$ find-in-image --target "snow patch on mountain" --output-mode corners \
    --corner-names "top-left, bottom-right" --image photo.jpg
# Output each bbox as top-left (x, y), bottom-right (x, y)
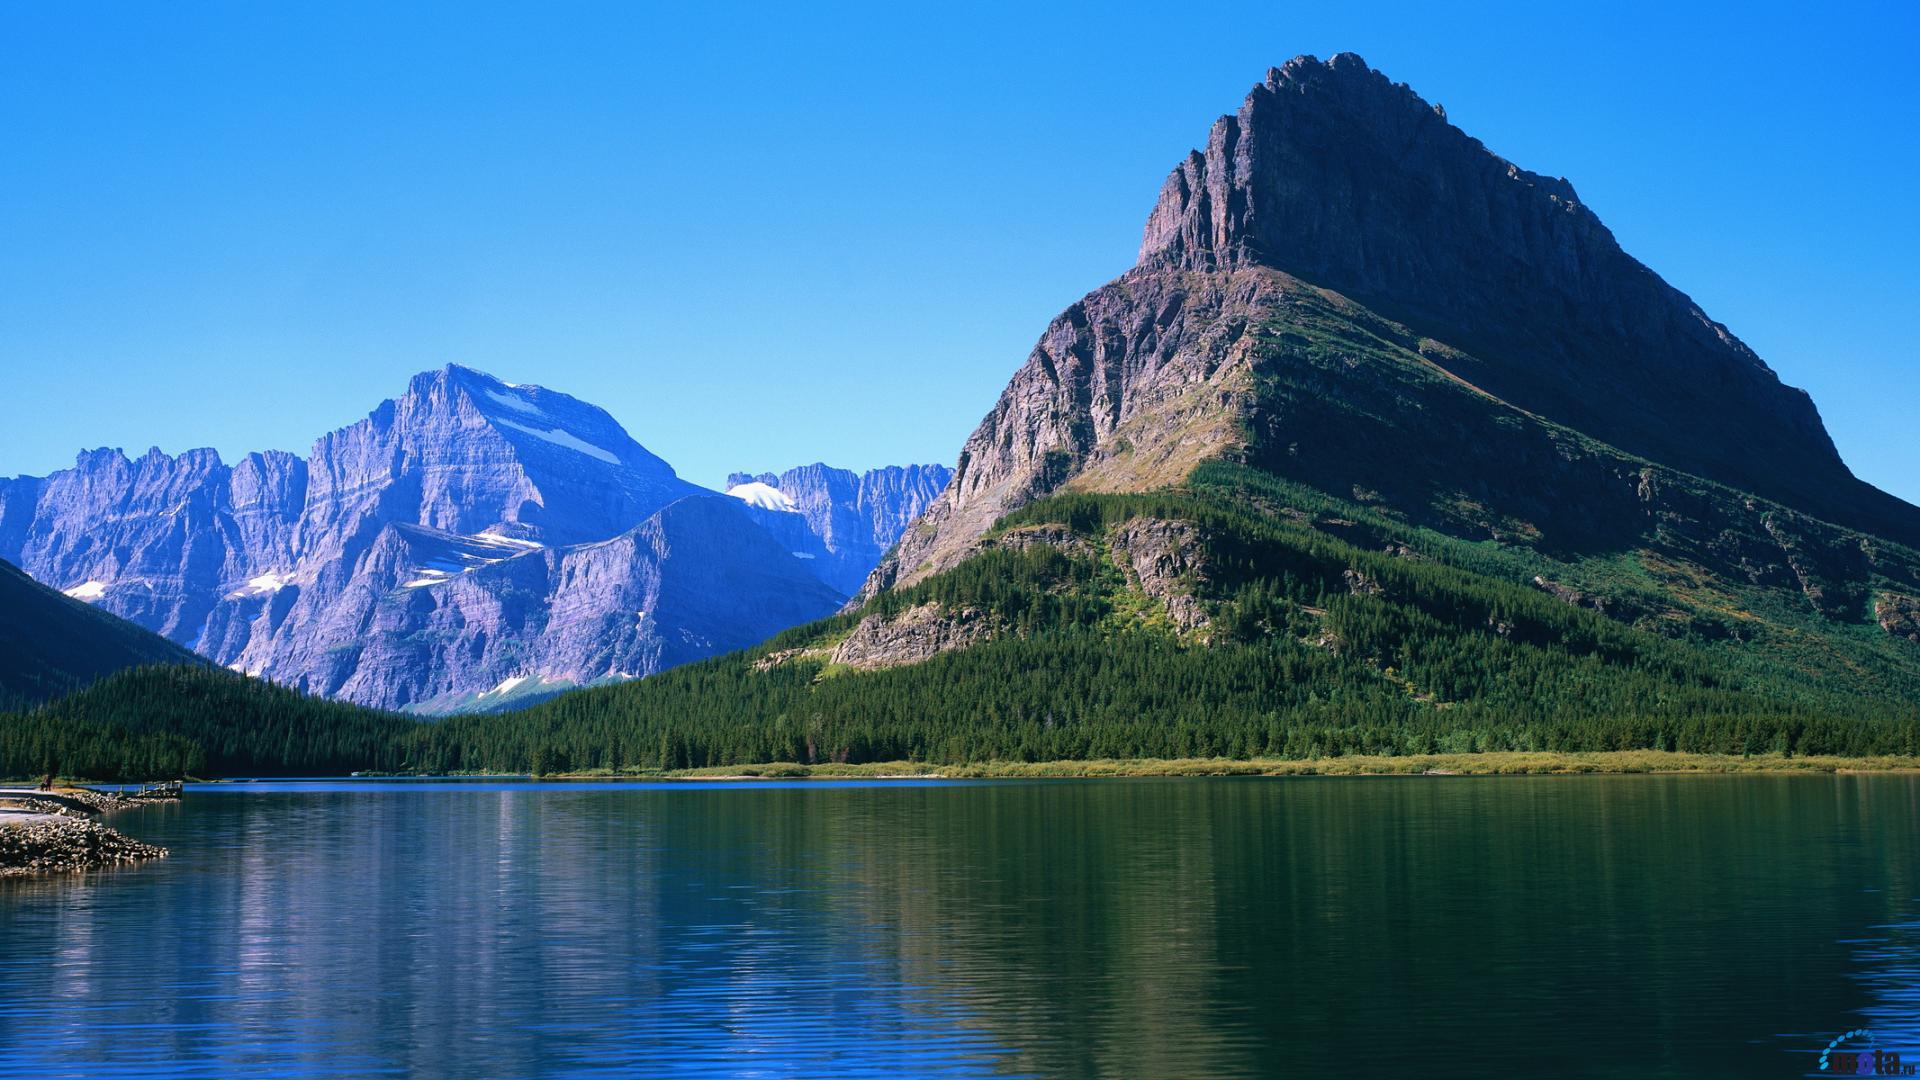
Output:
top-left (470, 532), bottom-right (545, 550)
top-left (63, 580), bottom-right (107, 601)
top-left (403, 569), bottom-right (453, 589)
top-left (398, 529), bottom-right (545, 590)
top-left (726, 481), bottom-right (799, 513)
top-left (226, 571), bottom-right (293, 599)
top-left (494, 417), bottom-right (621, 464)
top-left (481, 675), bottom-right (529, 697)
top-left (480, 388), bottom-right (545, 416)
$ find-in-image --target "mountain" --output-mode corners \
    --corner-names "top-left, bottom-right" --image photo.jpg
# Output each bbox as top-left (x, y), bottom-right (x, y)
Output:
top-left (874, 54), bottom-right (1920, 596)
top-left (0, 556), bottom-right (201, 708)
top-left (723, 463), bottom-right (953, 595)
top-left (1131, 56), bottom-right (1912, 540)
top-left (388, 54), bottom-right (1918, 774)
top-left (0, 366), bottom-right (916, 713)
top-left (301, 365), bottom-right (703, 553)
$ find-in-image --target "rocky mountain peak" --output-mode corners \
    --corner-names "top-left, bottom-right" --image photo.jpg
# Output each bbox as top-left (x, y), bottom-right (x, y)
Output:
top-left (868, 56), bottom-right (1920, 600)
top-left (1127, 54), bottom-right (1912, 539)
top-left (1138, 53), bottom-right (1585, 274)
top-left (299, 365), bottom-right (703, 552)
top-left (398, 364), bottom-right (660, 468)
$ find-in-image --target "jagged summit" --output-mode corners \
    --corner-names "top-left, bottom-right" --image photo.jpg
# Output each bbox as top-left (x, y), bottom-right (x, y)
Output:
top-left (1132, 54), bottom-right (1912, 541)
top-left (1138, 53), bottom-right (1585, 272)
top-left (870, 57), bottom-right (1920, 599)
top-left (401, 364), bottom-right (680, 474)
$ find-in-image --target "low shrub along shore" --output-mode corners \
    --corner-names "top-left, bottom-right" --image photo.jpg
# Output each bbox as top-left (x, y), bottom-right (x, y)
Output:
top-left (610, 750), bottom-right (1920, 780)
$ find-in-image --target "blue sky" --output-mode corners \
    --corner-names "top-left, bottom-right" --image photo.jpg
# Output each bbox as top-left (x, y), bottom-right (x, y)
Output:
top-left (1, 1), bottom-right (1914, 501)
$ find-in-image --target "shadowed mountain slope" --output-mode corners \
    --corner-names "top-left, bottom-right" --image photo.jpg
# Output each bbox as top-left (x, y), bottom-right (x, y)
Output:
top-left (0, 557), bottom-right (202, 708)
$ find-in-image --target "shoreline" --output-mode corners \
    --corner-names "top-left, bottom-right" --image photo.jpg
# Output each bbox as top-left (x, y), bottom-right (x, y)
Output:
top-left (15, 751), bottom-right (1920, 786)
top-left (634, 750), bottom-right (1920, 780)
top-left (0, 788), bottom-right (171, 878)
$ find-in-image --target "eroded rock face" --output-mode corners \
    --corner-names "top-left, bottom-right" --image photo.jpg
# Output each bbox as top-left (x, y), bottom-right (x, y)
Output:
top-left (988, 523), bottom-right (1095, 560)
top-left (867, 269), bottom-right (1279, 595)
top-left (4, 447), bottom-right (303, 644)
top-left (298, 365), bottom-right (703, 561)
top-left (828, 603), bottom-right (994, 671)
top-left (1531, 576), bottom-right (1617, 618)
top-left (1342, 569), bottom-right (1383, 598)
top-left (1108, 518), bottom-right (1212, 632)
top-left (225, 495), bottom-right (844, 712)
top-left (1878, 594), bottom-right (1920, 643)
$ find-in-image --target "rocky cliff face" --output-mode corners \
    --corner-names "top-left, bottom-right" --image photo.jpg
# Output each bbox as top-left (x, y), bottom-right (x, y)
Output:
top-left (827, 602), bottom-right (994, 671)
top-left (222, 495), bottom-right (844, 713)
top-left (871, 54), bottom-right (1920, 602)
top-left (1879, 594), bottom-right (1920, 644)
top-left (297, 365), bottom-right (703, 569)
top-left (867, 268), bottom-right (1275, 593)
top-left (726, 463), bottom-right (951, 595)
top-left (0, 366), bottom-right (869, 712)
top-left (5, 446), bottom-right (295, 644)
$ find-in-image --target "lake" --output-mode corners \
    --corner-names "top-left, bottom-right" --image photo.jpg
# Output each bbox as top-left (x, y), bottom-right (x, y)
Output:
top-left (1, 774), bottom-right (1916, 1077)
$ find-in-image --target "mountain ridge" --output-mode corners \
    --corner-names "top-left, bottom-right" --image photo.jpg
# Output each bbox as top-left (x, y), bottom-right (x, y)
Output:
top-left (725, 463), bottom-right (954, 595)
top-left (0, 366), bottom-right (949, 712)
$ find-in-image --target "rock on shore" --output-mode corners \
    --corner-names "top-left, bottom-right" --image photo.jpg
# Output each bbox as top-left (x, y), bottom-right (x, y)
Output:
top-left (0, 817), bottom-right (167, 877)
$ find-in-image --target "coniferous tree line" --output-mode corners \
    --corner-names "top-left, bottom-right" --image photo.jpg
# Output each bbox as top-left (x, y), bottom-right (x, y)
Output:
top-left (3, 469), bottom-right (1918, 779)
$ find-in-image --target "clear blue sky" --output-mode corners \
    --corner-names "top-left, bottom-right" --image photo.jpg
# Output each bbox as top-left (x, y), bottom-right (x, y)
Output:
top-left (1, 1), bottom-right (1914, 501)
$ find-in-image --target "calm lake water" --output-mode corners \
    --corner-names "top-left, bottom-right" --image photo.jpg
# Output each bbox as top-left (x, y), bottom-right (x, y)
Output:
top-left (1, 775), bottom-right (1917, 1078)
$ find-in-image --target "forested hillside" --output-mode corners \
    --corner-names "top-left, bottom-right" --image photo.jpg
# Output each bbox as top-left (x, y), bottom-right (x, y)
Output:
top-left (394, 465), bottom-right (1918, 775)
top-left (0, 665), bottom-right (413, 779)
top-left (14, 459), bottom-right (1914, 780)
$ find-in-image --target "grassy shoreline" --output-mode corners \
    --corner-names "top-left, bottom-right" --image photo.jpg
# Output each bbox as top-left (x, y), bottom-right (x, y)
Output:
top-left (16, 750), bottom-right (1920, 785)
top-left (649, 750), bottom-right (1920, 779)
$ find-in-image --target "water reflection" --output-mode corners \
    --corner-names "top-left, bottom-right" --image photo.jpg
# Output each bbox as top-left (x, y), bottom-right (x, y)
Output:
top-left (0, 775), bottom-right (1916, 1077)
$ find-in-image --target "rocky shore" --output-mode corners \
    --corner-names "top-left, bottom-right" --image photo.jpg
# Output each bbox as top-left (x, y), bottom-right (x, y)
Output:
top-left (0, 815), bottom-right (167, 877)
top-left (0, 785), bottom-right (175, 877)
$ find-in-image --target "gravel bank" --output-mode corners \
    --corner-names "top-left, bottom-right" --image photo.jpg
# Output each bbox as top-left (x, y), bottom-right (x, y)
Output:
top-left (0, 817), bottom-right (168, 877)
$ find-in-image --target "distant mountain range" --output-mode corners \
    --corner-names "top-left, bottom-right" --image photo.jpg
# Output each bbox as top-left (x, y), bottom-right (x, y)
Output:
top-left (0, 364), bottom-right (949, 712)
top-left (726, 463), bottom-right (954, 596)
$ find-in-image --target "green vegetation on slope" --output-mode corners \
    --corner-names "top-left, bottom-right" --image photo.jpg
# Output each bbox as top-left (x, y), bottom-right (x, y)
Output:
top-left (0, 664), bottom-right (415, 779)
top-left (389, 478), bottom-right (1910, 776)
top-left (1217, 287), bottom-right (1920, 696)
